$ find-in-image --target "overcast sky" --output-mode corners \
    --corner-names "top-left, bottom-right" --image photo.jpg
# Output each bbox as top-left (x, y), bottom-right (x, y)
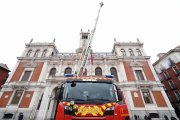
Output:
top-left (0, 0), bottom-right (180, 70)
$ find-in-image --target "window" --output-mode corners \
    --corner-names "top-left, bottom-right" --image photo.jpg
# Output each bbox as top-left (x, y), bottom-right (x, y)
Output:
top-left (34, 50), bottom-right (40, 57)
top-left (110, 67), bottom-right (118, 82)
top-left (163, 71), bottom-right (170, 79)
top-left (149, 113), bottom-right (159, 118)
top-left (79, 68), bottom-right (87, 76)
top-left (121, 49), bottom-right (126, 56)
top-left (11, 90), bottom-right (23, 105)
top-left (42, 49), bottom-right (47, 57)
top-left (82, 35), bottom-right (88, 39)
top-left (172, 65), bottom-right (179, 75)
top-left (3, 113), bottom-right (13, 119)
top-left (168, 58), bottom-right (175, 66)
top-left (21, 71), bottom-right (32, 81)
top-left (49, 68), bottom-right (56, 77)
top-left (64, 67), bottom-right (72, 75)
top-left (95, 67), bottom-right (102, 76)
top-left (51, 52), bottom-right (54, 56)
top-left (136, 49), bottom-right (142, 56)
top-left (129, 49), bottom-right (134, 56)
top-left (135, 70), bottom-right (145, 80)
top-left (37, 94), bottom-right (43, 110)
top-left (83, 68), bottom-right (87, 76)
top-left (168, 80), bottom-right (176, 89)
top-left (174, 90), bottom-right (180, 101)
top-left (142, 89), bottom-right (153, 104)
top-left (26, 50), bottom-right (32, 57)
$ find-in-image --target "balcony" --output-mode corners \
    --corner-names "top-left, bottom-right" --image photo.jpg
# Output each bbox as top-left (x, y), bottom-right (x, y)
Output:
top-left (4, 81), bottom-right (46, 89)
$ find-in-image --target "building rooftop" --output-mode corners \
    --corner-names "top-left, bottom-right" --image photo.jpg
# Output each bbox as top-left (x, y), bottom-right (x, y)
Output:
top-left (0, 63), bottom-right (10, 72)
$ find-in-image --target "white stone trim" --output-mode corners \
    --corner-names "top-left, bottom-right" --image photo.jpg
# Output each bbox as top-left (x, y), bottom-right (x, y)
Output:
top-left (7, 90), bottom-right (25, 107)
top-left (19, 68), bottom-right (34, 82)
top-left (120, 62), bottom-right (128, 82)
top-left (132, 67), bottom-right (147, 81)
top-left (38, 62), bottom-right (47, 82)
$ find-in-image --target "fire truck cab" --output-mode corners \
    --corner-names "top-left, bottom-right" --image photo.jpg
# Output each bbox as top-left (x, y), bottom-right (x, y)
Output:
top-left (55, 75), bottom-right (129, 120)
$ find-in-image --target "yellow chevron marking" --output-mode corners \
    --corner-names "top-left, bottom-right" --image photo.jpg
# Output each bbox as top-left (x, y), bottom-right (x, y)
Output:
top-left (102, 105), bottom-right (106, 110)
top-left (107, 103), bottom-right (112, 107)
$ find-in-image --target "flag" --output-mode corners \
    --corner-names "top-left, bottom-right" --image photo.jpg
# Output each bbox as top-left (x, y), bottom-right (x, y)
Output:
top-left (90, 50), bottom-right (94, 65)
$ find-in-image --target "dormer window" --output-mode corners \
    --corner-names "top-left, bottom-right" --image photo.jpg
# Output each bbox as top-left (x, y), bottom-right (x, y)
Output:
top-left (42, 49), bottom-right (47, 57)
top-left (34, 50), bottom-right (40, 57)
top-left (136, 49), bottom-right (142, 56)
top-left (26, 50), bottom-right (32, 57)
top-left (172, 65), bottom-right (179, 74)
top-left (121, 49), bottom-right (126, 56)
top-left (82, 35), bottom-right (88, 39)
top-left (129, 49), bottom-right (134, 56)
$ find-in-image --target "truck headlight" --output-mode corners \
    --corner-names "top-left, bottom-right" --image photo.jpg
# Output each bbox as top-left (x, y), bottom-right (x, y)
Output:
top-left (104, 106), bottom-right (114, 116)
top-left (64, 106), bottom-right (72, 111)
top-left (64, 106), bottom-right (73, 115)
top-left (106, 106), bottom-right (114, 111)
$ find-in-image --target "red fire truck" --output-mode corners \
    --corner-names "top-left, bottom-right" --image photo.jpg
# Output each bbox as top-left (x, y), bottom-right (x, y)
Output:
top-left (55, 75), bottom-right (129, 120)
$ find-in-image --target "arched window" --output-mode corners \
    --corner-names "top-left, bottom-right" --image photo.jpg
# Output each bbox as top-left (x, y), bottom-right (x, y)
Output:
top-left (26, 50), bottom-right (32, 57)
top-left (136, 49), bottom-right (142, 56)
top-left (51, 52), bottom-right (54, 56)
top-left (64, 67), bottom-right (72, 75)
top-left (110, 67), bottom-right (118, 82)
top-left (49, 68), bottom-right (56, 77)
top-left (95, 67), bottom-right (102, 76)
top-left (129, 49), bottom-right (134, 56)
top-left (42, 49), bottom-right (47, 57)
top-left (79, 68), bottom-right (87, 76)
top-left (34, 49), bottom-right (40, 57)
top-left (121, 49), bottom-right (126, 56)
top-left (83, 68), bottom-right (87, 76)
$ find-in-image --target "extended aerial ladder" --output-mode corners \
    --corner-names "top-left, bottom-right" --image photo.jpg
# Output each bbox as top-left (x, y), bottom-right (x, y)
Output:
top-left (76, 2), bottom-right (104, 76)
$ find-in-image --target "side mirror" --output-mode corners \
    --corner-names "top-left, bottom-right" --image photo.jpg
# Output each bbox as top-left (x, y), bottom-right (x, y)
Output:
top-left (55, 88), bottom-right (63, 101)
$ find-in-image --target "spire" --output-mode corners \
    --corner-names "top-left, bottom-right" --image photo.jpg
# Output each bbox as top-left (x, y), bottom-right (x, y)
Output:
top-left (137, 38), bottom-right (140, 43)
top-left (114, 38), bottom-right (116, 42)
top-left (30, 38), bottom-right (33, 43)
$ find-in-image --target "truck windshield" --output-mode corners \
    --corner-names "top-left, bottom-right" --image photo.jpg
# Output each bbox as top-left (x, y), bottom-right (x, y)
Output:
top-left (62, 82), bottom-right (116, 104)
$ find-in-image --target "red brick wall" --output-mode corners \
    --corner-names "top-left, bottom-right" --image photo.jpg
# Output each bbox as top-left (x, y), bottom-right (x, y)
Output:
top-left (0, 91), bottom-right (13, 107)
top-left (19, 91), bottom-right (34, 108)
top-left (11, 62), bottom-right (25, 82)
top-left (30, 62), bottom-right (44, 81)
top-left (159, 62), bottom-right (180, 103)
top-left (11, 62), bottom-right (44, 82)
top-left (0, 68), bottom-right (9, 86)
top-left (131, 91), bottom-right (145, 107)
top-left (152, 91), bottom-right (167, 107)
top-left (142, 61), bottom-right (155, 81)
top-left (123, 61), bottom-right (135, 81)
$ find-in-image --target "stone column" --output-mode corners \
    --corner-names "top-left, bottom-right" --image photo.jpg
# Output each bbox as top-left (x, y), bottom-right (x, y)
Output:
top-left (46, 97), bottom-right (55, 119)
top-left (36, 84), bottom-right (51, 120)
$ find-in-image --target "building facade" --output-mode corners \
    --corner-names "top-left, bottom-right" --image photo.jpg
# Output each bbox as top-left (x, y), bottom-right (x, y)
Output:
top-left (0, 30), bottom-right (178, 120)
top-left (153, 46), bottom-right (180, 118)
top-left (0, 63), bottom-right (10, 89)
